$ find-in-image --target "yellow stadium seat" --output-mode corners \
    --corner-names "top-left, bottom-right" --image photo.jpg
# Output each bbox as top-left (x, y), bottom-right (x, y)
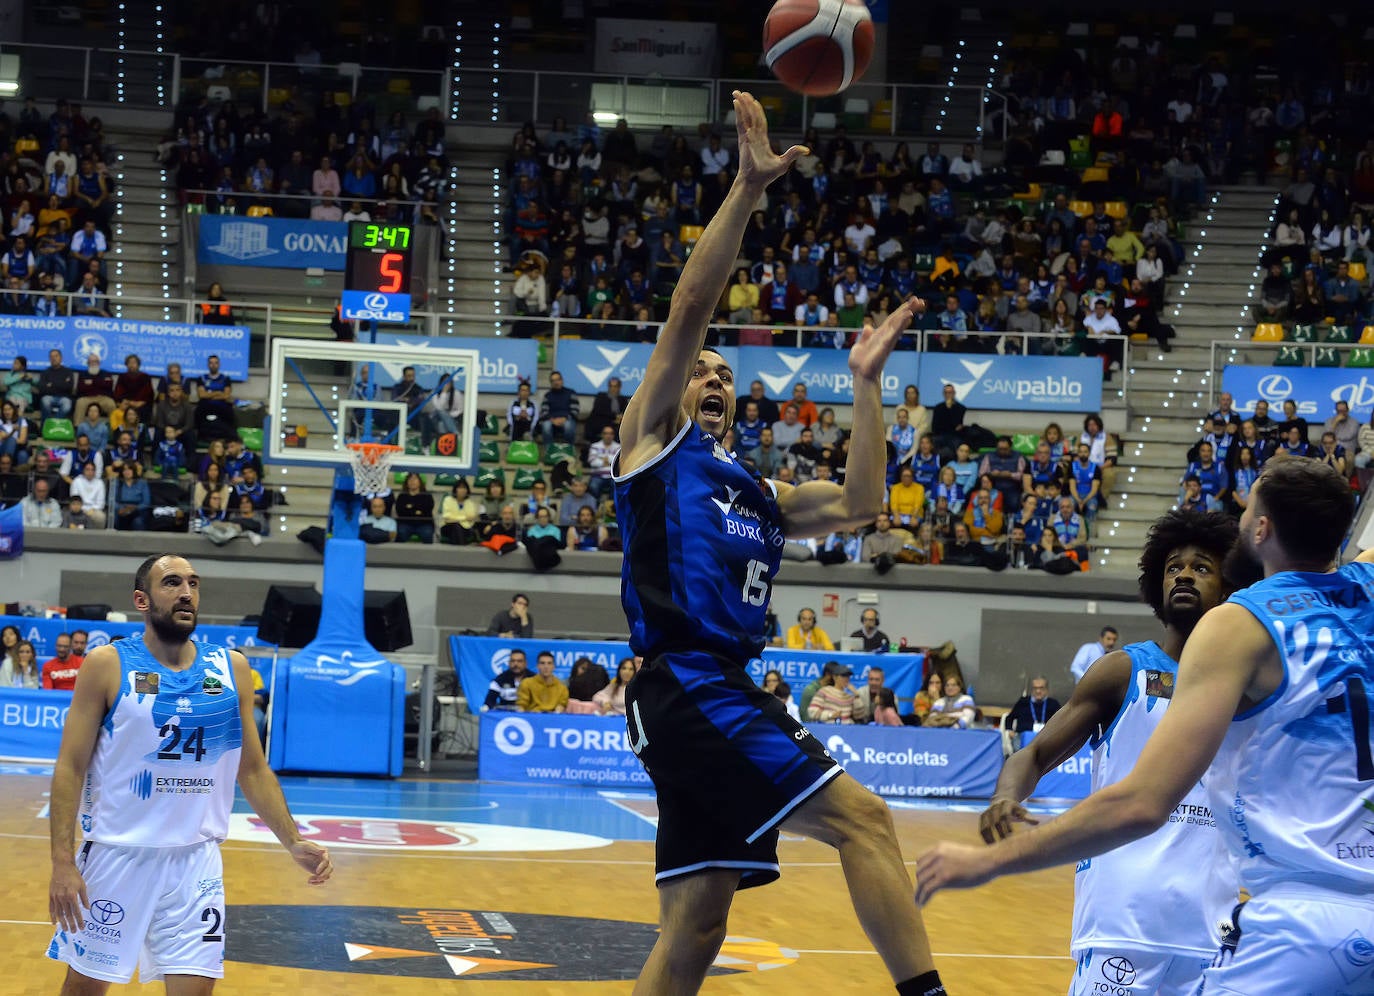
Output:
top-left (1012, 182), bottom-right (1043, 201)
top-left (1104, 201), bottom-right (1128, 219)
top-left (1252, 323), bottom-right (1285, 343)
top-left (1361, 325), bottom-right (1374, 345)
top-left (1069, 200), bottom-right (1094, 218)
top-left (387, 78), bottom-right (412, 95)
top-left (1080, 167), bottom-right (1110, 183)
top-left (246, 205), bottom-right (274, 217)
top-left (678, 225), bottom-right (704, 244)
top-left (1349, 261), bottom-right (1368, 282)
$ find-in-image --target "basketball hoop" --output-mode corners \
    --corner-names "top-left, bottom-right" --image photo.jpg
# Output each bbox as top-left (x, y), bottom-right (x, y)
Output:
top-left (346, 442), bottom-right (402, 494)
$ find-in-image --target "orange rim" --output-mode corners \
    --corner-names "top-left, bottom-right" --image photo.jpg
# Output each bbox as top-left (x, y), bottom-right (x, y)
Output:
top-left (346, 442), bottom-right (404, 466)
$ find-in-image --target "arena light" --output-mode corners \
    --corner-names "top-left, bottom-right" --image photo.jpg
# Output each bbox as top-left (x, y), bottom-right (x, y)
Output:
top-left (0, 54), bottom-right (19, 96)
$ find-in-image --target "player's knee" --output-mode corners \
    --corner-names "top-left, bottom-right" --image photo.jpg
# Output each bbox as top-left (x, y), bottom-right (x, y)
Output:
top-left (663, 911), bottom-right (729, 968)
top-left (834, 785), bottom-right (896, 847)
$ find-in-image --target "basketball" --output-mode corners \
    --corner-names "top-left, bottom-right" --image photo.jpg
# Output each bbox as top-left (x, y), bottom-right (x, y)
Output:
top-left (763, 0), bottom-right (874, 97)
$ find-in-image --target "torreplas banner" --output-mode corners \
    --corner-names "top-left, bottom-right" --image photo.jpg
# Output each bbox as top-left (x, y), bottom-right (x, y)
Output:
top-left (919, 353), bottom-right (1103, 412)
top-left (1222, 365), bottom-right (1374, 421)
top-left (0, 315), bottom-right (249, 379)
top-left (198, 215), bottom-right (346, 270)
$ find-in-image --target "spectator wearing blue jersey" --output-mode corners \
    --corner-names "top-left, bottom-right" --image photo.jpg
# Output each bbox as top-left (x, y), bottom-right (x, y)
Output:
top-left (1230, 446), bottom-right (1260, 515)
top-left (947, 441), bottom-right (979, 495)
top-left (1068, 443), bottom-right (1102, 520)
top-left (1181, 441), bottom-right (1229, 509)
top-left (888, 408), bottom-right (917, 464)
top-left (1022, 442), bottom-right (1066, 494)
top-left (1051, 496), bottom-right (1089, 558)
top-left (1315, 431), bottom-right (1348, 478)
top-left (1275, 424), bottom-right (1313, 459)
top-left (931, 464), bottom-right (966, 515)
top-left (909, 434), bottom-right (941, 489)
top-left (1178, 474), bottom-right (1212, 513)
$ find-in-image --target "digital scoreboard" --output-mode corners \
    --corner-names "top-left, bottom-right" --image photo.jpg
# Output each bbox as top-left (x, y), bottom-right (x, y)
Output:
top-left (342, 221), bottom-right (414, 322)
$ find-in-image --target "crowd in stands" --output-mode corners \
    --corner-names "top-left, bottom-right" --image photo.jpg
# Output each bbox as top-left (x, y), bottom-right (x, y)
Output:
top-left (165, 92), bottom-right (451, 234)
top-left (0, 625), bottom-right (90, 690)
top-left (1179, 390), bottom-right (1372, 516)
top-left (1, 350), bottom-right (273, 542)
top-left (0, 97), bottom-right (118, 317)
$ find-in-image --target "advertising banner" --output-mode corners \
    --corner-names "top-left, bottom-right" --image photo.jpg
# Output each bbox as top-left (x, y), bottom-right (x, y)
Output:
top-left (1222, 365), bottom-right (1374, 421)
top-left (593, 18), bottom-right (717, 77)
top-left (198, 215), bottom-right (346, 270)
top-left (1020, 731), bottom-right (1092, 800)
top-left (372, 333), bottom-right (538, 394)
top-left (0, 687), bottom-right (71, 761)
top-left (451, 636), bottom-right (926, 711)
top-left (341, 290), bottom-right (411, 324)
top-left (557, 342), bottom-right (737, 396)
top-left (0, 315), bottom-right (249, 379)
top-left (820, 726), bottom-right (1003, 800)
top-left (919, 353), bottom-right (1103, 412)
top-left (0, 616), bottom-right (269, 661)
top-left (478, 711), bottom-right (653, 788)
top-left (737, 346), bottom-right (918, 405)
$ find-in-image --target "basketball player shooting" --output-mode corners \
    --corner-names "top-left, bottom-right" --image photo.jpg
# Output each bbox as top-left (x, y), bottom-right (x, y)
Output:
top-left (47, 554), bottom-right (331, 992)
top-left (612, 91), bottom-right (943, 996)
top-left (919, 459), bottom-right (1374, 992)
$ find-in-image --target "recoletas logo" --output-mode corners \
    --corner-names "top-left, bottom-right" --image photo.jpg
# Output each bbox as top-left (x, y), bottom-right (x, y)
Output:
top-left (226, 905), bottom-right (798, 980)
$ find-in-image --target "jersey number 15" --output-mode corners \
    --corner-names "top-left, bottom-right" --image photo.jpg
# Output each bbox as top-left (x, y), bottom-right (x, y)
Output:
top-left (742, 559), bottom-right (769, 607)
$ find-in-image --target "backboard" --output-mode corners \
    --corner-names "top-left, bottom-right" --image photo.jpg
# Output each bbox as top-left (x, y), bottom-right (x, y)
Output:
top-left (267, 337), bottom-right (480, 475)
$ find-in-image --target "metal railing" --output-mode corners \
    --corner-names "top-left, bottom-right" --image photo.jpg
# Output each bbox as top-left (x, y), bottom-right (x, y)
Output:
top-left (0, 41), bottom-right (1008, 143)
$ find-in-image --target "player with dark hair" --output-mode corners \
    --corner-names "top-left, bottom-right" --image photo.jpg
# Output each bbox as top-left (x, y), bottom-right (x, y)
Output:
top-left (47, 553), bottom-right (332, 990)
top-left (614, 92), bottom-right (941, 996)
top-left (920, 459), bottom-right (1374, 992)
top-left (979, 508), bottom-right (1239, 994)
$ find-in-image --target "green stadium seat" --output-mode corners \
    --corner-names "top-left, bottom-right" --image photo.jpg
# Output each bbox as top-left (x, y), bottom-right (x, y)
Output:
top-left (1011, 433), bottom-right (1039, 456)
top-left (1348, 348), bottom-right (1374, 368)
top-left (1326, 325), bottom-right (1355, 344)
top-left (237, 426), bottom-right (263, 451)
top-left (42, 418), bottom-right (75, 442)
top-left (404, 435), bottom-right (428, 456)
top-left (1315, 347), bottom-right (1342, 367)
top-left (480, 413), bottom-right (501, 436)
top-left (1274, 345), bottom-right (1306, 366)
top-left (544, 441), bottom-right (577, 465)
top-left (433, 472), bottom-right (461, 487)
top-left (479, 440), bottom-right (500, 463)
top-left (393, 471), bottom-right (408, 485)
top-left (1289, 324), bottom-right (1317, 344)
top-left (474, 467), bottom-right (505, 490)
top-left (506, 440), bottom-right (540, 465)
top-left (512, 467), bottom-right (544, 490)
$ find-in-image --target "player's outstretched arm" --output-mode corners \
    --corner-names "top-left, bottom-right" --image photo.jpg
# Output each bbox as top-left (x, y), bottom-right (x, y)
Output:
top-left (231, 653), bottom-right (332, 885)
top-left (777, 298), bottom-right (925, 537)
top-left (619, 91), bottom-right (805, 476)
top-left (979, 651), bottom-right (1130, 842)
top-left (48, 647), bottom-right (119, 933)
top-left (917, 604), bottom-right (1262, 906)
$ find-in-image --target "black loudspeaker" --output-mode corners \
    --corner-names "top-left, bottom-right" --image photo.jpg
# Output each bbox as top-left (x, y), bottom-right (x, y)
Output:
top-left (363, 590), bottom-right (412, 652)
top-left (256, 586), bottom-right (322, 647)
top-left (66, 603), bottom-right (113, 620)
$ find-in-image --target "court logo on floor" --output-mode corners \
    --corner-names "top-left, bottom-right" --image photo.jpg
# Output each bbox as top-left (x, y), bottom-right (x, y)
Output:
top-left (227, 905), bottom-right (798, 980)
top-left (226, 813), bottom-right (610, 851)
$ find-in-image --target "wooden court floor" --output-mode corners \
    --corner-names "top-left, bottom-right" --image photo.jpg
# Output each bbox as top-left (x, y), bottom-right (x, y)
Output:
top-left (0, 770), bottom-right (1075, 994)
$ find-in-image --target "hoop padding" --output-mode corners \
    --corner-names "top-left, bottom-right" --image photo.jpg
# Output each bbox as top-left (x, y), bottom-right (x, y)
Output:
top-left (347, 443), bottom-right (402, 495)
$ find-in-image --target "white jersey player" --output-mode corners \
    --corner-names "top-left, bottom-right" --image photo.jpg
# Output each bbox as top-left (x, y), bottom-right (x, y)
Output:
top-left (47, 554), bottom-right (331, 991)
top-left (922, 459), bottom-right (1374, 994)
top-left (980, 509), bottom-right (1239, 994)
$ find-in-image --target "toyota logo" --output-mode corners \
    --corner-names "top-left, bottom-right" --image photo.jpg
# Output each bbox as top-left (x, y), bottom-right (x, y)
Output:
top-left (493, 716), bottom-right (535, 756)
top-left (1256, 374), bottom-right (1294, 399)
top-left (364, 292), bottom-right (389, 311)
top-left (89, 899), bottom-right (125, 926)
top-left (1101, 955), bottom-right (1137, 986)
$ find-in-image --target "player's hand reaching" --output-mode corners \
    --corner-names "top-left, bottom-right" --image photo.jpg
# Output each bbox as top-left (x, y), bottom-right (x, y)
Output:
top-left (50, 861), bottom-right (90, 933)
top-left (733, 90), bottom-right (806, 192)
top-left (849, 296), bottom-right (926, 382)
top-left (915, 841), bottom-right (998, 906)
top-left (979, 797), bottom-right (1040, 843)
top-left (290, 839), bottom-right (334, 885)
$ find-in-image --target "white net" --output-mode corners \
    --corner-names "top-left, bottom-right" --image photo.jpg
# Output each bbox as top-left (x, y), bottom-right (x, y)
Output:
top-left (346, 444), bottom-right (401, 495)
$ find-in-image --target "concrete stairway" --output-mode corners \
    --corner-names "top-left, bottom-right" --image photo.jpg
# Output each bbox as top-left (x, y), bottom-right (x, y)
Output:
top-left (1097, 186), bottom-right (1280, 572)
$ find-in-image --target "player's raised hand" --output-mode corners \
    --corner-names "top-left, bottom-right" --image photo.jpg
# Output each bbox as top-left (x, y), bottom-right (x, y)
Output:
top-left (915, 841), bottom-right (997, 906)
top-left (733, 90), bottom-right (806, 190)
top-left (291, 839), bottom-right (334, 885)
top-left (849, 295), bottom-right (926, 382)
top-left (50, 862), bottom-right (89, 933)
top-left (979, 797), bottom-right (1041, 844)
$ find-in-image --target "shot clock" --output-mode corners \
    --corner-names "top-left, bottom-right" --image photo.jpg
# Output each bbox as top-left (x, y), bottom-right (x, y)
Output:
top-left (342, 221), bottom-right (414, 322)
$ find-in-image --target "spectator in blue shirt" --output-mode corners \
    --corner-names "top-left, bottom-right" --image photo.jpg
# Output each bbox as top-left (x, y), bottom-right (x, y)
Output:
top-left (1068, 442), bottom-right (1102, 519)
top-left (112, 462), bottom-right (150, 531)
top-left (937, 294), bottom-right (969, 332)
top-left (1181, 441), bottom-right (1229, 508)
top-left (1323, 260), bottom-right (1362, 323)
top-left (155, 426), bottom-right (184, 480)
top-left (1276, 424), bottom-right (1313, 459)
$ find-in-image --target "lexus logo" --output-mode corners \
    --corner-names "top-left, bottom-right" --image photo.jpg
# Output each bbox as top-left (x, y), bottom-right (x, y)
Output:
top-left (89, 899), bottom-right (125, 926)
top-left (364, 292), bottom-right (389, 311)
top-left (1101, 955), bottom-right (1136, 985)
top-left (1256, 373), bottom-right (1294, 399)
